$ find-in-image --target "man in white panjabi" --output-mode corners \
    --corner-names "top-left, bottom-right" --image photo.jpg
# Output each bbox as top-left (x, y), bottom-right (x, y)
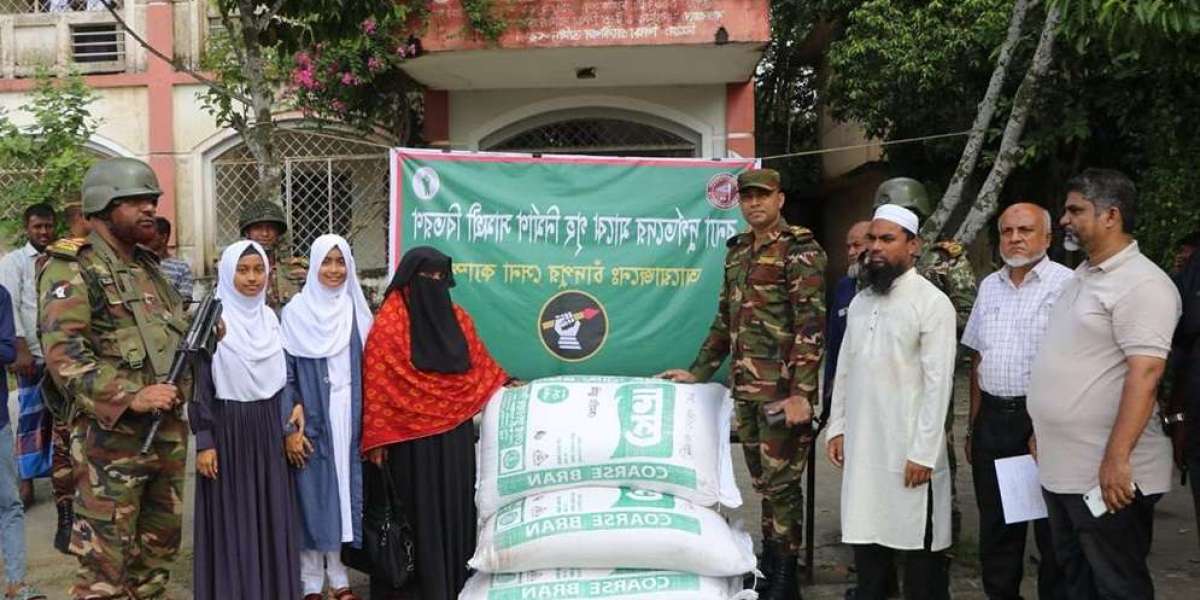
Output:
top-left (824, 204), bottom-right (957, 600)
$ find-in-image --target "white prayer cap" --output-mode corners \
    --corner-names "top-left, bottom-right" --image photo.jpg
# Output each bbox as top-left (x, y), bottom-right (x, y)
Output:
top-left (873, 203), bottom-right (920, 235)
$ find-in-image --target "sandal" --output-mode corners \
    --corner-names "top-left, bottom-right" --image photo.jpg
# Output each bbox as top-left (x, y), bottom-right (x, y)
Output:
top-left (6, 585), bottom-right (46, 600)
top-left (330, 588), bottom-right (361, 600)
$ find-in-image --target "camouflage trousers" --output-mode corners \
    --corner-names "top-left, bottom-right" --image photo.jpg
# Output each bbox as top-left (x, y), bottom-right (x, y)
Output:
top-left (69, 416), bottom-right (187, 600)
top-left (53, 416), bottom-right (74, 506)
top-left (734, 399), bottom-right (812, 554)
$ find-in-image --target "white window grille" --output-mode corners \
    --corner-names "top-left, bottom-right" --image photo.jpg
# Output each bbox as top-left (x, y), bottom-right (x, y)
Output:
top-left (482, 108), bottom-right (701, 157)
top-left (210, 128), bottom-right (389, 275)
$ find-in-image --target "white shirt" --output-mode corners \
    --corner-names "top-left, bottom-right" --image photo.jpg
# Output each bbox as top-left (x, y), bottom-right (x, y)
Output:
top-left (961, 257), bottom-right (1073, 396)
top-left (0, 242), bottom-right (43, 358)
top-left (825, 268), bottom-right (958, 551)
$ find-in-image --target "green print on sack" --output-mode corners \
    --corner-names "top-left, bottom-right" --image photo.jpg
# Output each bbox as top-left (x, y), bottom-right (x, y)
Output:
top-left (494, 509), bottom-right (702, 549)
top-left (612, 487), bottom-right (675, 509)
top-left (611, 384), bottom-right (675, 459)
top-left (496, 389), bottom-right (531, 475)
top-left (537, 385), bottom-right (570, 404)
top-left (486, 572), bottom-right (702, 600)
top-left (496, 463), bottom-right (698, 495)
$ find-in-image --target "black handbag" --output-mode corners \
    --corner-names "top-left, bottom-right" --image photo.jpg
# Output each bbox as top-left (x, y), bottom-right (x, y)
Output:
top-left (341, 463), bottom-right (416, 589)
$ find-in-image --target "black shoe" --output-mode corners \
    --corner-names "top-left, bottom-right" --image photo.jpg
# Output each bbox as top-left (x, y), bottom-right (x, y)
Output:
top-left (763, 552), bottom-right (801, 600)
top-left (54, 501), bottom-right (74, 555)
top-left (745, 541), bottom-right (781, 593)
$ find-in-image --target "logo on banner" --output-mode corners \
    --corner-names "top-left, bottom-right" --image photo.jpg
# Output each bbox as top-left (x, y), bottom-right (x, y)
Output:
top-left (413, 166), bottom-right (440, 200)
top-left (706, 173), bottom-right (739, 210)
top-left (538, 290), bottom-right (608, 362)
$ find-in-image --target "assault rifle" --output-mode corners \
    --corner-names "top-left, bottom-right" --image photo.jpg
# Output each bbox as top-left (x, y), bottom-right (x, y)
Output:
top-left (140, 293), bottom-right (223, 454)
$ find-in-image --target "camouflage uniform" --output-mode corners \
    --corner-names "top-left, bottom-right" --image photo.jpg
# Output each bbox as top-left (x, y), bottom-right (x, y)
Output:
top-left (264, 252), bottom-right (307, 312)
top-left (36, 249), bottom-right (82, 553)
top-left (917, 240), bottom-right (977, 336)
top-left (918, 239), bottom-right (978, 541)
top-left (38, 232), bottom-right (190, 599)
top-left (688, 219), bottom-right (827, 553)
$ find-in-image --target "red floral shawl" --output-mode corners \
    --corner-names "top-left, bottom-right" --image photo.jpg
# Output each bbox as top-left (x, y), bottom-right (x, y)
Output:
top-left (361, 293), bottom-right (508, 451)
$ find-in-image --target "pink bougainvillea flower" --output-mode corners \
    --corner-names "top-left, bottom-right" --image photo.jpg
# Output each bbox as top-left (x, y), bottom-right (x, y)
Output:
top-left (361, 18), bottom-right (377, 35)
top-left (367, 56), bottom-right (384, 72)
top-left (341, 72), bottom-right (358, 86)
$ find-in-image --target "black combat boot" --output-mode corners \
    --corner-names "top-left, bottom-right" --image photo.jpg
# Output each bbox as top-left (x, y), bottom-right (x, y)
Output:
top-left (763, 552), bottom-right (801, 600)
top-left (54, 501), bottom-right (74, 555)
top-left (745, 541), bottom-right (781, 593)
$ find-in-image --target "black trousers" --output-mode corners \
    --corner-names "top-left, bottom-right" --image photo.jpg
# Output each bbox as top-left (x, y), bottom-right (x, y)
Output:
top-left (970, 394), bottom-right (1064, 600)
top-left (851, 486), bottom-right (949, 600)
top-left (1043, 488), bottom-right (1159, 600)
top-left (1190, 451), bottom-right (1200, 551)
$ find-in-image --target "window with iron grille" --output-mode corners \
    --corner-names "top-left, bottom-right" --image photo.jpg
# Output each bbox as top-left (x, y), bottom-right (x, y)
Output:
top-left (481, 108), bottom-right (701, 158)
top-left (210, 127), bottom-right (388, 273)
top-left (71, 24), bottom-right (123, 65)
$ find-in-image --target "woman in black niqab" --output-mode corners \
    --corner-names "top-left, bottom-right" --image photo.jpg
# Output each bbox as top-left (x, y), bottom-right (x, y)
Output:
top-left (386, 246), bottom-right (470, 374)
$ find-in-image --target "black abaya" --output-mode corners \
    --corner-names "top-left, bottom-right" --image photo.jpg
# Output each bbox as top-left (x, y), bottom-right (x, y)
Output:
top-left (368, 420), bottom-right (476, 600)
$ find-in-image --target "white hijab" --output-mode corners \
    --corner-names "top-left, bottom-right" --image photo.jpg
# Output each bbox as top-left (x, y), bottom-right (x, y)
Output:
top-left (212, 241), bottom-right (287, 400)
top-left (281, 234), bottom-right (374, 358)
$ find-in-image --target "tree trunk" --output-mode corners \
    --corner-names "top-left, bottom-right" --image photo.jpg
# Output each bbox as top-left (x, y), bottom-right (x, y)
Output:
top-left (922, 0), bottom-right (1032, 240)
top-left (236, 2), bottom-right (282, 205)
top-left (954, 4), bottom-right (1063, 244)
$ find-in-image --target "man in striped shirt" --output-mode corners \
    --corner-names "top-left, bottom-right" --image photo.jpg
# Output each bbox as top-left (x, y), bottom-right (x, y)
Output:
top-left (150, 217), bottom-right (194, 303)
top-left (962, 202), bottom-right (1071, 600)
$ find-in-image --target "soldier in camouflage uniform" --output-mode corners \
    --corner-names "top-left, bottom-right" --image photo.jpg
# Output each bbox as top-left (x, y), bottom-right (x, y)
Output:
top-left (236, 200), bottom-right (307, 312)
top-left (660, 169), bottom-right (826, 600)
top-left (38, 158), bottom-right (191, 599)
top-left (873, 177), bottom-right (978, 542)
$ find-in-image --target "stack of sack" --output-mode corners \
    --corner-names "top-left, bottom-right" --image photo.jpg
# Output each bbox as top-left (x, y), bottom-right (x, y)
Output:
top-left (462, 376), bottom-right (759, 600)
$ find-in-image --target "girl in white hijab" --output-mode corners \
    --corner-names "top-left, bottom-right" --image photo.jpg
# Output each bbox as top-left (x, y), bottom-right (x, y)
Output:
top-left (280, 234), bottom-right (373, 600)
top-left (190, 240), bottom-right (300, 600)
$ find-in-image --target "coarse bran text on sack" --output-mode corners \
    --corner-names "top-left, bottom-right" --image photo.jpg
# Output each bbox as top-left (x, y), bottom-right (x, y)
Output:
top-left (476, 376), bottom-right (741, 517)
top-left (470, 487), bottom-right (754, 576)
top-left (459, 568), bottom-right (754, 600)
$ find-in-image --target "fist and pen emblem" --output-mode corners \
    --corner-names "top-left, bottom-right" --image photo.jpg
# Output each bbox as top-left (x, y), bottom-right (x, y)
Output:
top-left (537, 290), bottom-right (608, 362)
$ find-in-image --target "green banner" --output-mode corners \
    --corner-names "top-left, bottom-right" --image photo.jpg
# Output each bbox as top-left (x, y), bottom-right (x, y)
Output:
top-left (390, 149), bottom-right (753, 379)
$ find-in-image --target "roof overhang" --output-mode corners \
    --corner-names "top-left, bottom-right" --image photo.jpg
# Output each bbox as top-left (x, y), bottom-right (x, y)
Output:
top-left (403, 42), bottom-right (766, 90)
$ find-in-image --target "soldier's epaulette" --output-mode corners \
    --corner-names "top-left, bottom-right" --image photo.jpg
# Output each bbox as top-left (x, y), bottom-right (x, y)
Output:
top-left (933, 240), bottom-right (965, 259)
top-left (45, 237), bottom-right (89, 259)
top-left (784, 225), bottom-right (816, 243)
top-left (281, 256), bottom-right (310, 268)
top-left (726, 232), bottom-right (750, 248)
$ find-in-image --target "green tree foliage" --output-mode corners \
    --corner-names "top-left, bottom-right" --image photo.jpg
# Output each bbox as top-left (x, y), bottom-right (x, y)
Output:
top-left (0, 71), bottom-right (99, 240)
top-left (825, 0), bottom-right (1018, 179)
top-left (787, 0), bottom-right (1200, 264)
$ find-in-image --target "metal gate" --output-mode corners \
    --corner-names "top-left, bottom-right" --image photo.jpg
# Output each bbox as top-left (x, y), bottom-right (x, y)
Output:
top-left (211, 129), bottom-right (389, 275)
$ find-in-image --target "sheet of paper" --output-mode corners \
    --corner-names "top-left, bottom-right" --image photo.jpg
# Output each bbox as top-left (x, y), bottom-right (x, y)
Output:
top-left (994, 454), bottom-right (1048, 524)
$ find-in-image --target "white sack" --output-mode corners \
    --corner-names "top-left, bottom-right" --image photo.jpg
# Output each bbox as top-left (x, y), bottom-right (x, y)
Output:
top-left (459, 568), bottom-right (754, 600)
top-left (476, 376), bottom-right (740, 517)
top-left (470, 487), bottom-right (754, 576)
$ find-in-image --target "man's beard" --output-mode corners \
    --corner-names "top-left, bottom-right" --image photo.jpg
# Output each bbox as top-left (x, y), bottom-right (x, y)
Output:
top-left (1063, 230), bottom-right (1081, 252)
top-left (1001, 249), bottom-right (1046, 268)
top-left (864, 261), bottom-right (908, 295)
top-left (847, 259), bottom-right (862, 279)
top-left (110, 218), bottom-right (156, 246)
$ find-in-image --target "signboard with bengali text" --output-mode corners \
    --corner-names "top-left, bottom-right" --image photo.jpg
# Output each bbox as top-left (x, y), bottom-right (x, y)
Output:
top-left (389, 148), bottom-right (753, 379)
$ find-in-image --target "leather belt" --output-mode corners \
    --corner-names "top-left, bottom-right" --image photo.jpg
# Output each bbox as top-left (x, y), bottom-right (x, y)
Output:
top-left (982, 391), bottom-right (1026, 412)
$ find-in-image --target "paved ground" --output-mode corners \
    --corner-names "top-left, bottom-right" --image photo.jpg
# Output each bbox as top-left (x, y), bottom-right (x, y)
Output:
top-left (9, 377), bottom-right (1200, 598)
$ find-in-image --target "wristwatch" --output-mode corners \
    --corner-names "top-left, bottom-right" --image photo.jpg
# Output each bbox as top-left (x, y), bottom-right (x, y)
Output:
top-left (1163, 412), bottom-right (1186, 426)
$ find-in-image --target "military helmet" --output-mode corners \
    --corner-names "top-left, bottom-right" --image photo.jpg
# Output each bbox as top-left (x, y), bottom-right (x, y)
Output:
top-left (81, 158), bottom-right (162, 216)
top-left (873, 177), bottom-right (932, 220)
top-left (238, 200), bottom-right (288, 236)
